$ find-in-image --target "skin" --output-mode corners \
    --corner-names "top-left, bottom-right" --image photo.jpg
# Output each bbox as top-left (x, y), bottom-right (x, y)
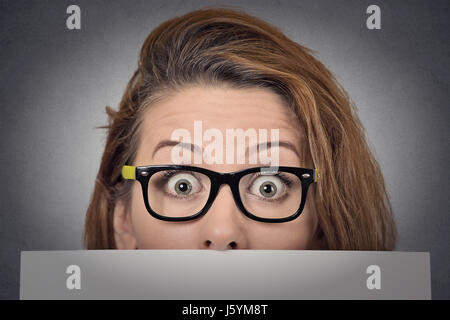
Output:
top-left (113, 85), bottom-right (318, 250)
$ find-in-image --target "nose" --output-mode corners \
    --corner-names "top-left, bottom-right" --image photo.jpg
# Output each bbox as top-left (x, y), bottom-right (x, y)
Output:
top-left (198, 184), bottom-right (248, 250)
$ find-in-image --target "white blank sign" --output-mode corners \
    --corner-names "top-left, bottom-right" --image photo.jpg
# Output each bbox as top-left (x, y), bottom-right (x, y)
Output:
top-left (20, 250), bottom-right (431, 300)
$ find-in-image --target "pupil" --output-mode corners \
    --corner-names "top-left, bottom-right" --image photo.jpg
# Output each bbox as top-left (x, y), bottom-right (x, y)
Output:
top-left (175, 179), bottom-right (191, 194)
top-left (260, 182), bottom-right (276, 197)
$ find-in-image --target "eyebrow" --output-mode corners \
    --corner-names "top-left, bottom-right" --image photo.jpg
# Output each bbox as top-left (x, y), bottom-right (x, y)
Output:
top-left (249, 141), bottom-right (300, 159)
top-left (151, 139), bottom-right (300, 159)
top-left (152, 140), bottom-right (202, 159)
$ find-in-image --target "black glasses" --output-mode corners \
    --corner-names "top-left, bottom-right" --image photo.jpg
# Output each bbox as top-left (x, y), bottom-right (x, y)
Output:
top-left (122, 165), bottom-right (318, 223)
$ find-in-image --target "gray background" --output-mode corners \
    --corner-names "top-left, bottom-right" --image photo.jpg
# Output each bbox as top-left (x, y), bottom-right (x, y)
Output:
top-left (0, 0), bottom-right (449, 299)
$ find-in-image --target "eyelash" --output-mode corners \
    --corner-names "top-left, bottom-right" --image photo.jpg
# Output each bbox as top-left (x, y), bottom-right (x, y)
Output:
top-left (253, 172), bottom-right (293, 186)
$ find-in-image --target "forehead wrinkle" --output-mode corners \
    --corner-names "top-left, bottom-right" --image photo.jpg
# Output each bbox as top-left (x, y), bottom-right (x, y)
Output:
top-left (144, 102), bottom-right (302, 133)
top-left (138, 86), bottom-right (306, 151)
top-left (144, 85), bottom-right (290, 117)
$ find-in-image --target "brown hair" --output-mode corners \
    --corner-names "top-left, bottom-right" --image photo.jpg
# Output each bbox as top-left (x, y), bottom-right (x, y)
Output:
top-left (84, 6), bottom-right (396, 250)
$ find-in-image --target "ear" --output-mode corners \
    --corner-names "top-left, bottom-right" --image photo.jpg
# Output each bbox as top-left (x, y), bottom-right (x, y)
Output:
top-left (113, 200), bottom-right (138, 249)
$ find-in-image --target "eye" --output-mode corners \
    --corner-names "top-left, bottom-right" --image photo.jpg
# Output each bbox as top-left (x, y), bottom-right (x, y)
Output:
top-left (166, 172), bottom-right (202, 197)
top-left (249, 175), bottom-right (286, 199)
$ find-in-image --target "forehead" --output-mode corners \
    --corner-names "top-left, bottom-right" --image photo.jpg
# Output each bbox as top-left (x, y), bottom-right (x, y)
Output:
top-left (135, 85), bottom-right (305, 164)
top-left (141, 85), bottom-right (301, 133)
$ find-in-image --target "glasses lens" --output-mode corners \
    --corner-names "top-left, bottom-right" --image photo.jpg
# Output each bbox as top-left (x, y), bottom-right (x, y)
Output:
top-left (147, 170), bottom-right (211, 218)
top-left (239, 170), bottom-right (302, 219)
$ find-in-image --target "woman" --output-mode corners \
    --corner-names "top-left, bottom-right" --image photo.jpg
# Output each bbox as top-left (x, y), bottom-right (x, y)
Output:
top-left (84, 7), bottom-right (396, 250)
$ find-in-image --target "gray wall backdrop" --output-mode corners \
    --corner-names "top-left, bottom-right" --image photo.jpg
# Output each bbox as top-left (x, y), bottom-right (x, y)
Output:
top-left (0, 0), bottom-right (449, 299)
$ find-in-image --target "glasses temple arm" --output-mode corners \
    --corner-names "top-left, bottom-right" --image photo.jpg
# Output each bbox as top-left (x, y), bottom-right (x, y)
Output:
top-left (122, 165), bottom-right (136, 180)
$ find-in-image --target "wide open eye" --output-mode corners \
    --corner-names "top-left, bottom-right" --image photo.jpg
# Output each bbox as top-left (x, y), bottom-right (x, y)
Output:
top-left (239, 171), bottom-right (302, 219)
top-left (248, 175), bottom-right (287, 200)
top-left (165, 172), bottom-right (202, 197)
top-left (148, 170), bottom-right (211, 218)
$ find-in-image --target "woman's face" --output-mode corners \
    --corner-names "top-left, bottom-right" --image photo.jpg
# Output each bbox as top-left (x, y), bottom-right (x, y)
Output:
top-left (113, 85), bottom-right (318, 250)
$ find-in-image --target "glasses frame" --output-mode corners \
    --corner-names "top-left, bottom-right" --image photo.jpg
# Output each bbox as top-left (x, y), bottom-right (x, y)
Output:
top-left (122, 165), bottom-right (318, 223)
